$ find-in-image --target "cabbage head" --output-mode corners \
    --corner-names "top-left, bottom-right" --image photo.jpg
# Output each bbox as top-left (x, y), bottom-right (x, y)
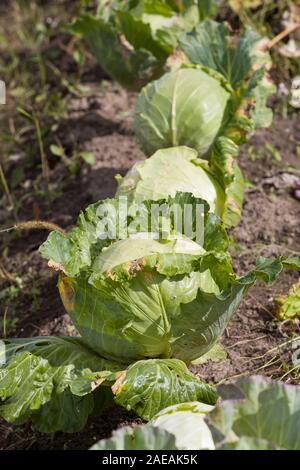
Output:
top-left (68, 1), bottom-right (218, 90)
top-left (39, 193), bottom-right (300, 364)
top-left (134, 67), bottom-right (230, 156)
top-left (116, 146), bottom-right (225, 217)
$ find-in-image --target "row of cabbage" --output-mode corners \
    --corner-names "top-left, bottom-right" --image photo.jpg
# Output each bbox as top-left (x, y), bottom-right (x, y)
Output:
top-left (0, 0), bottom-right (300, 449)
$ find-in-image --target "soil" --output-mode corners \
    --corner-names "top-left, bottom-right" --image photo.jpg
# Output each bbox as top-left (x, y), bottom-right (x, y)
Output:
top-left (0, 3), bottom-right (300, 452)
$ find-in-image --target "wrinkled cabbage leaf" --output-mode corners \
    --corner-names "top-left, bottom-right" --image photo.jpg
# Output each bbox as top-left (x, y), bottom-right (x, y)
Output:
top-left (113, 359), bottom-right (217, 420)
top-left (0, 337), bottom-right (119, 433)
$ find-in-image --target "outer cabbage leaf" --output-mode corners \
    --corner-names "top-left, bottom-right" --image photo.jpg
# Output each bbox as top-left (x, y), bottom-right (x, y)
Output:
top-left (112, 359), bottom-right (217, 420)
top-left (69, 14), bottom-right (164, 91)
top-left (39, 198), bottom-right (119, 277)
top-left (52, 226), bottom-right (300, 363)
top-left (40, 190), bottom-right (229, 278)
top-left (116, 146), bottom-right (225, 218)
top-left (0, 337), bottom-right (120, 433)
top-left (134, 67), bottom-right (230, 156)
top-left (91, 425), bottom-right (178, 450)
top-left (208, 376), bottom-right (300, 450)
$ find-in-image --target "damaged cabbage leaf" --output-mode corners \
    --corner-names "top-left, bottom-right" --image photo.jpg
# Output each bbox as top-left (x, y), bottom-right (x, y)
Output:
top-left (40, 190), bottom-right (229, 277)
top-left (275, 280), bottom-right (300, 320)
top-left (113, 359), bottom-right (218, 420)
top-left (210, 136), bottom-right (245, 227)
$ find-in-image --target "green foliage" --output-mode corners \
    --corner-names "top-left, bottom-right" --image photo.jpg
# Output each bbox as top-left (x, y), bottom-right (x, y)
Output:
top-left (0, 337), bottom-right (217, 431)
top-left (0, 337), bottom-right (119, 432)
top-left (69, 1), bottom-right (218, 90)
top-left (38, 193), bottom-right (300, 365)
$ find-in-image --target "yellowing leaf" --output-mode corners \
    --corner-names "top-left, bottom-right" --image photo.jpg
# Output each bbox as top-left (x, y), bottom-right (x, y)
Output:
top-left (275, 280), bottom-right (300, 320)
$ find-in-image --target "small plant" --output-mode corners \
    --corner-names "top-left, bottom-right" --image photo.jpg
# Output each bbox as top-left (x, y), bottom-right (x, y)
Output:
top-left (50, 143), bottom-right (95, 175)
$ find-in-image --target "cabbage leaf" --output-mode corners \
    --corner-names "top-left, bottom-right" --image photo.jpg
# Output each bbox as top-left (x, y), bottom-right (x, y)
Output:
top-left (209, 376), bottom-right (300, 450)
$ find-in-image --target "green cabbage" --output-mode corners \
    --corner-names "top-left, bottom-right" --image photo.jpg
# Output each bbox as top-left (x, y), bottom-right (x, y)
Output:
top-left (116, 145), bottom-right (245, 228)
top-left (1, 194), bottom-right (299, 433)
top-left (134, 67), bottom-right (230, 156)
top-left (116, 146), bottom-right (225, 217)
top-left (55, 232), bottom-right (233, 363)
